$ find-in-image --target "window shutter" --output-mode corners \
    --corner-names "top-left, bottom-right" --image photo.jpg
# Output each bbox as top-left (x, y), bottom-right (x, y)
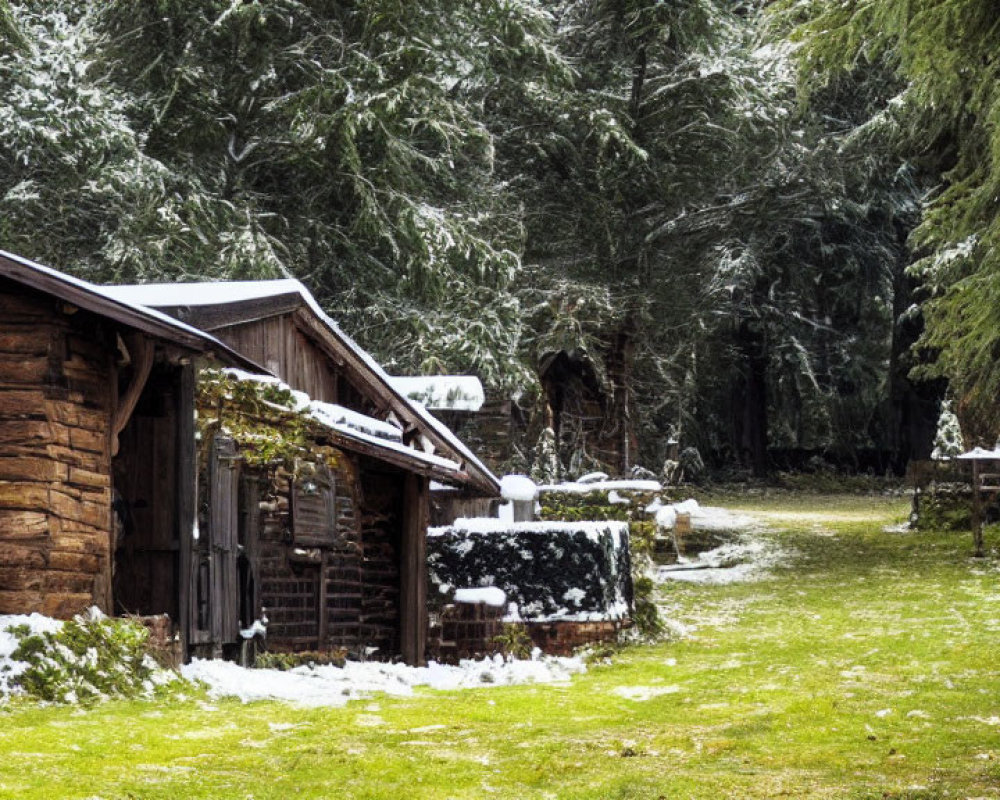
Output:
top-left (292, 462), bottom-right (337, 546)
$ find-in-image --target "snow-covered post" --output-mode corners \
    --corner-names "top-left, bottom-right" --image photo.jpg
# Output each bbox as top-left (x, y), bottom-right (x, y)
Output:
top-left (499, 474), bottom-right (538, 522)
top-left (957, 446), bottom-right (1000, 557)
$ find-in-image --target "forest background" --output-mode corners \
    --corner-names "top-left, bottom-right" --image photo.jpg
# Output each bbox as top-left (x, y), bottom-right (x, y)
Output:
top-left (0, 0), bottom-right (995, 480)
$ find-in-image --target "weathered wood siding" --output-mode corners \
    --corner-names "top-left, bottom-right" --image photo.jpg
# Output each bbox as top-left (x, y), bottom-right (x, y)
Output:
top-left (214, 316), bottom-right (339, 404)
top-left (250, 457), bottom-right (407, 659)
top-left (0, 282), bottom-right (114, 617)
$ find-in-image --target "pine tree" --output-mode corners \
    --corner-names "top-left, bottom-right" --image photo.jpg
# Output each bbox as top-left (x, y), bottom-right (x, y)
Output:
top-left (780, 0), bottom-right (1000, 440)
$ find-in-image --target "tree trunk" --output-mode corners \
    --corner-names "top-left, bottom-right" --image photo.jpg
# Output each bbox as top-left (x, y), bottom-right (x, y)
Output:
top-left (730, 315), bottom-right (769, 478)
top-left (607, 318), bottom-right (638, 474)
top-left (884, 227), bottom-right (946, 471)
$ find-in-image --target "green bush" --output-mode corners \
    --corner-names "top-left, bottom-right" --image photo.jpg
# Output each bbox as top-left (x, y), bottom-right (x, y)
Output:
top-left (631, 576), bottom-right (664, 638)
top-left (9, 610), bottom-right (171, 704)
top-left (492, 623), bottom-right (533, 660)
top-left (253, 649), bottom-right (348, 670)
top-left (914, 483), bottom-right (973, 531)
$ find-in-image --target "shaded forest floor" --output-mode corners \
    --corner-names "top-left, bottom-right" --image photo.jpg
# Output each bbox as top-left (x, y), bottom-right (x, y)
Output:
top-left (3, 494), bottom-right (1000, 799)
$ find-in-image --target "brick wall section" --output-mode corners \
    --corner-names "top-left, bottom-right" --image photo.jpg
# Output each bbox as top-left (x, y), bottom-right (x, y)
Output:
top-left (0, 284), bottom-right (114, 617)
top-left (427, 603), bottom-right (625, 661)
top-left (522, 620), bottom-right (624, 656)
top-left (256, 451), bottom-right (370, 654)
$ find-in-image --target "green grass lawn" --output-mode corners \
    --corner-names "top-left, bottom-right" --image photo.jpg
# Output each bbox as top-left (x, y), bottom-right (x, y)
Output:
top-left (3, 494), bottom-right (1000, 799)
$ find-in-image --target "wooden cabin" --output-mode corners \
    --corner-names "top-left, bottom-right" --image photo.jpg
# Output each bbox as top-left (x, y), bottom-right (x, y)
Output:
top-left (0, 258), bottom-right (498, 667)
top-left (105, 281), bottom-right (500, 665)
top-left (0, 250), bottom-right (253, 632)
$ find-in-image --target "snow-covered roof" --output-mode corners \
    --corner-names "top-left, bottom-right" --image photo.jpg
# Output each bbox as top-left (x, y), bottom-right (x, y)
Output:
top-left (104, 279), bottom-right (306, 308)
top-left (0, 250), bottom-right (257, 369)
top-left (102, 279), bottom-right (500, 494)
top-left (957, 447), bottom-right (1000, 460)
top-left (389, 375), bottom-right (485, 412)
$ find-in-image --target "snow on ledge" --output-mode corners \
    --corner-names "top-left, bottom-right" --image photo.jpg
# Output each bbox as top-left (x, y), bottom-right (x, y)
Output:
top-left (500, 474), bottom-right (538, 502)
top-left (454, 587), bottom-right (507, 607)
top-left (221, 368), bottom-right (403, 442)
top-left (389, 375), bottom-right (485, 412)
top-left (430, 518), bottom-right (629, 546)
top-left (537, 479), bottom-right (662, 494)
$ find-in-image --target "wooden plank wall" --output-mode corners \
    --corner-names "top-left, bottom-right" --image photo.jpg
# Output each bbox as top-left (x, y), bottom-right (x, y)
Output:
top-left (216, 317), bottom-right (339, 404)
top-left (0, 283), bottom-right (114, 617)
top-left (113, 405), bottom-right (178, 618)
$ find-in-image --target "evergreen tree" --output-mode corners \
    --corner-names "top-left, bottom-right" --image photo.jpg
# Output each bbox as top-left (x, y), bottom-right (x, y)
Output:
top-left (781, 0), bottom-right (1000, 440)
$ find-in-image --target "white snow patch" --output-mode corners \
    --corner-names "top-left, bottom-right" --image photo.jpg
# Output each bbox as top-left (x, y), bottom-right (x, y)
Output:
top-left (430, 518), bottom-right (629, 543)
top-left (500, 474), bottom-right (538, 502)
top-left (0, 613), bottom-right (64, 696)
top-left (674, 499), bottom-right (700, 515)
top-left (454, 587), bottom-right (507, 607)
top-left (389, 375), bottom-right (485, 412)
top-left (181, 651), bottom-right (585, 706)
top-left (538, 479), bottom-right (661, 494)
top-left (656, 530), bottom-right (784, 586)
top-left (612, 685), bottom-right (680, 701)
top-left (655, 505), bottom-right (677, 529)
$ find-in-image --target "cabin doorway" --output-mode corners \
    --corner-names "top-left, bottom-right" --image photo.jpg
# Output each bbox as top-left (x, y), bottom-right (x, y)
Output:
top-left (111, 363), bottom-right (194, 647)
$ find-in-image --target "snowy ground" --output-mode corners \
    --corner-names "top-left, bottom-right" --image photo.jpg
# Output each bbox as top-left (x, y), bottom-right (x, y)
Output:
top-left (0, 612), bottom-right (63, 696)
top-left (181, 651), bottom-right (585, 707)
top-left (0, 612), bottom-right (584, 707)
top-left (655, 503), bottom-right (787, 585)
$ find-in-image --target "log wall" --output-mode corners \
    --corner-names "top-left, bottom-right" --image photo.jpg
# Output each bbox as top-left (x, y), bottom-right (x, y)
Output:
top-left (0, 283), bottom-right (114, 617)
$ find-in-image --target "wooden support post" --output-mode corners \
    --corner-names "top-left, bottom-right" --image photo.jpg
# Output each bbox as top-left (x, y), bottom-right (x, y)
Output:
top-left (177, 363), bottom-right (195, 661)
top-left (110, 333), bottom-right (155, 457)
top-left (972, 459), bottom-right (985, 558)
top-left (399, 473), bottom-right (428, 666)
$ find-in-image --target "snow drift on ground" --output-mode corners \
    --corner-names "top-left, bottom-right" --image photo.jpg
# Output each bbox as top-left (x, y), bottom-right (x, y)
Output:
top-left (182, 650), bottom-right (586, 706)
top-left (656, 537), bottom-right (785, 585)
top-left (655, 498), bottom-right (757, 532)
top-left (652, 499), bottom-right (786, 585)
top-left (0, 613), bottom-right (62, 696)
top-left (1, 613), bottom-right (585, 706)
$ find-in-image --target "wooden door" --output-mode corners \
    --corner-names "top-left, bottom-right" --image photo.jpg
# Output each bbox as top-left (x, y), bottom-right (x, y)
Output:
top-left (191, 435), bottom-right (240, 651)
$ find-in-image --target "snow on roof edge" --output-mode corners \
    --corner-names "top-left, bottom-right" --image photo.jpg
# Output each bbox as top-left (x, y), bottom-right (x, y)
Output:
top-left (0, 250), bottom-right (248, 361)
top-left (389, 375), bottom-right (485, 412)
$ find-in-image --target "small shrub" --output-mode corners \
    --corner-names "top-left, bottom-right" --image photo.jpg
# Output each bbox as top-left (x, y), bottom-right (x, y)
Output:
top-left (254, 649), bottom-right (347, 670)
top-left (10, 609), bottom-right (168, 704)
top-left (630, 576), bottom-right (664, 639)
top-left (492, 623), bottom-right (533, 660)
top-left (915, 482), bottom-right (973, 531)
